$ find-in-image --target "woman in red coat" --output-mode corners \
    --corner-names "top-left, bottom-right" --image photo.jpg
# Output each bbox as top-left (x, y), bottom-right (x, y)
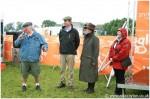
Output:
top-left (108, 28), bottom-right (131, 95)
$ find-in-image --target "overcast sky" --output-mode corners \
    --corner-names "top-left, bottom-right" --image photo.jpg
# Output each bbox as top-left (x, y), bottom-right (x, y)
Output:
top-left (0, 0), bottom-right (136, 26)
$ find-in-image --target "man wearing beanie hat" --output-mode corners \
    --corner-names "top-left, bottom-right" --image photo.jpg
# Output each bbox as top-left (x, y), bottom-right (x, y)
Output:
top-left (79, 23), bottom-right (99, 94)
top-left (15, 22), bottom-right (48, 92)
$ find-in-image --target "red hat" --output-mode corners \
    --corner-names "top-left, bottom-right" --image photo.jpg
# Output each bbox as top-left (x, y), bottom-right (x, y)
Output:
top-left (117, 28), bottom-right (127, 38)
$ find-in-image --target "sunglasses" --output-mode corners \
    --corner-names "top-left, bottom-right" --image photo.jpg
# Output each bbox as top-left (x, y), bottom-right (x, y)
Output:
top-left (83, 27), bottom-right (88, 29)
top-left (83, 27), bottom-right (93, 31)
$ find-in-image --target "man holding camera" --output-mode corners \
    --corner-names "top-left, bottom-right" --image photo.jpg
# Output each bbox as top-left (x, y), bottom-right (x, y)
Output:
top-left (15, 22), bottom-right (48, 92)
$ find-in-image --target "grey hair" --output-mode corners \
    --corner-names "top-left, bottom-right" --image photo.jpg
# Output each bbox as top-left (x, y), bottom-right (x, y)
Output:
top-left (32, 27), bottom-right (36, 32)
top-left (28, 26), bottom-right (36, 32)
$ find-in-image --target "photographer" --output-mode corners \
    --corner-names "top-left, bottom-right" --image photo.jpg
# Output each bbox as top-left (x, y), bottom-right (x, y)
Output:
top-left (15, 22), bottom-right (48, 92)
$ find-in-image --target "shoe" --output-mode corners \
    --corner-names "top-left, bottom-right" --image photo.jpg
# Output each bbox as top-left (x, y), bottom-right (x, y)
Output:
top-left (83, 88), bottom-right (89, 92)
top-left (57, 82), bottom-right (66, 88)
top-left (22, 85), bottom-right (27, 92)
top-left (68, 86), bottom-right (74, 90)
top-left (86, 88), bottom-right (95, 94)
top-left (35, 85), bottom-right (41, 91)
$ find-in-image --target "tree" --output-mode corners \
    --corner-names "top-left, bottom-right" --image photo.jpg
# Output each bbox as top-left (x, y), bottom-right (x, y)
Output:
top-left (42, 20), bottom-right (56, 27)
top-left (96, 18), bottom-right (136, 36)
top-left (16, 22), bottom-right (23, 31)
top-left (4, 23), bottom-right (15, 32)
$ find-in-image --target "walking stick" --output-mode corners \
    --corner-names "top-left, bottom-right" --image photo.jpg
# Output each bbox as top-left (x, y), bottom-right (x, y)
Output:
top-left (98, 52), bottom-right (109, 72)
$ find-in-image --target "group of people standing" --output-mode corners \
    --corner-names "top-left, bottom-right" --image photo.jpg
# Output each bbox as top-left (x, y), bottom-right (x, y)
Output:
top-left (15, 16), bottom-right (131, 95)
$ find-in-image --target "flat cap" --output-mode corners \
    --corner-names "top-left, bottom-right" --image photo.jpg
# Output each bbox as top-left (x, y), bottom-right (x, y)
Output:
top-left (63, 16), bottom-right (72, 21)
top-left (22, 22), bottom-right (32, 28)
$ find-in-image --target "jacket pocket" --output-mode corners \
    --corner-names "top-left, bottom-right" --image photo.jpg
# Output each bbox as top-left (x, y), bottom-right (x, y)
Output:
top-left (82, 56), bottom-right (94, 65)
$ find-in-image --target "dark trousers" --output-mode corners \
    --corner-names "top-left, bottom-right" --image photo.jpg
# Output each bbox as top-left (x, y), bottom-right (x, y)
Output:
top-left (114, 69), bottom-right (125, 95)
top-left (88, 82), bottom-right (95, 90)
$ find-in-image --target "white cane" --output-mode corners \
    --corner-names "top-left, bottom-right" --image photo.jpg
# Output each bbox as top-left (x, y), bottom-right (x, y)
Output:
top-left (100, 60), bottom-right (112, 71)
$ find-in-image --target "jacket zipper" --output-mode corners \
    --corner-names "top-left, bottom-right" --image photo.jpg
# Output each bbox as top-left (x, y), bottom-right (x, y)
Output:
top-left (69, 34), bottom-right (70, 39)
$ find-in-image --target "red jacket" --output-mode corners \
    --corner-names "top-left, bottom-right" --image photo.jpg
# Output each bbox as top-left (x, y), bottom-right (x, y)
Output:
top-left (108, 28), bottom-right (131, 70)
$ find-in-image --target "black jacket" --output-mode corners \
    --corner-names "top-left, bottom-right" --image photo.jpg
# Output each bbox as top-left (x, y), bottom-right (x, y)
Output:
top-left (59, 25), bottom-right (80, 55)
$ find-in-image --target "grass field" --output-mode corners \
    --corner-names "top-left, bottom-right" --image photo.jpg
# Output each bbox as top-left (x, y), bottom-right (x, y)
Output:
top-left (1, 62), bottom-right (149, 98)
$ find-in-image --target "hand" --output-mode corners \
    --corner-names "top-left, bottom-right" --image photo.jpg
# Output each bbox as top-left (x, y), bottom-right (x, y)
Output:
top-left (92, 62), bottom-right (96, 66)
top-left (42, 47), bottom-right (47, 52)
top-left (110, 58), bottom-right (113, 62)
top-left (42, 45), bottom-right (48, 52)
top-left (18, 32), bottom-right (26, 40)
top-left (127, 66), bottom-right (132, 73)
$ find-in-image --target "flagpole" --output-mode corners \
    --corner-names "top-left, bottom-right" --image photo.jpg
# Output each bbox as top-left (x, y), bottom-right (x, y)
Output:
top-left (131, 0), bottom-right (136, 65)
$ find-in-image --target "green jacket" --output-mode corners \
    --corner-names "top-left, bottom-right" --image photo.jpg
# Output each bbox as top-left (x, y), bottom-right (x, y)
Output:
top-left (79, 33), bottom-right (99, 83)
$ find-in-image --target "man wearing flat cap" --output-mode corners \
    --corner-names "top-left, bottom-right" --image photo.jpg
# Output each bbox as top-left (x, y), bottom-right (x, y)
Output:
top-left (57, 16), bottom-right (80, 89)
top-left (15, 22), bottom-right (48, 92)
top-left (79, 23), bottom-right (99, 94)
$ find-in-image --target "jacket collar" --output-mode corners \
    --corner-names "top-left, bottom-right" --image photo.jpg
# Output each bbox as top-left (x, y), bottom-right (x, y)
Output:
top-left (62, 24), bottom-right (73, 32)
top-left (84, 32), bottom-right (94, 38)
top-left (114, 37), bottom-right (126, 44)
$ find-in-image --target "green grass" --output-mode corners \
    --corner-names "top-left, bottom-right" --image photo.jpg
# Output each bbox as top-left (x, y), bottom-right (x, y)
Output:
top-left (1, 62), bottom-right (149, 98)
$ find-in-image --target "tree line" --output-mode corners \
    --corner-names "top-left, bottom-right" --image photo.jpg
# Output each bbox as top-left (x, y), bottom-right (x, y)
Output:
top-left (96, 18), bottom-right (135, 36)
top-left (4, 18), bottom-right (135, 36)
